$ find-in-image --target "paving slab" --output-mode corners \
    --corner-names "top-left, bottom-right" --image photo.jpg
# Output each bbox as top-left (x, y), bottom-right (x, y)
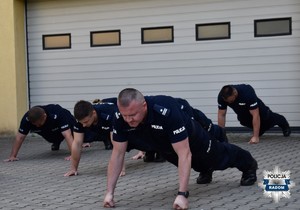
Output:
top-left (0, 132), bottom-right (299, 210)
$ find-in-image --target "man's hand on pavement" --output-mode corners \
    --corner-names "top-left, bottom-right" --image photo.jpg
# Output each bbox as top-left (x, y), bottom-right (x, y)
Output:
top-left (173, 195), bottom-right (188, 210)
top-left (3, 157), bottom-right (19, 162)
top-left (64, 170), bottom-right (78, 177)
top-left (249, 136), bottom-right (259, 144)
top-left (103, 193), bottom-right (115, 208)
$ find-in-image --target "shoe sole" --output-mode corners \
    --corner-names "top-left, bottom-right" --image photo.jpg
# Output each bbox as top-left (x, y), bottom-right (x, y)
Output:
top-left (240, 179), bottom-right (257, 186)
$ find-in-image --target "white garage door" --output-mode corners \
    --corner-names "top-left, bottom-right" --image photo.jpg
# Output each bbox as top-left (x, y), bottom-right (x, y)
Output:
top-left (26, 0), bottom-right (300, 127)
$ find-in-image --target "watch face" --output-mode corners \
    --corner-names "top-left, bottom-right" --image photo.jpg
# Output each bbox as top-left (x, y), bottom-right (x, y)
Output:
top-left (185, 191), bottom-right (189, 198)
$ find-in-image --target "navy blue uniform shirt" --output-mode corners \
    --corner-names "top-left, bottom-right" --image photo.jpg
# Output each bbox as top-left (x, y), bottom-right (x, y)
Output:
top-left (19, 104), bottom-right (76, 142)
top-left (218, 84), bottom-right (270, 122)
top-left (112, 95), bottom-right (208, 153)
top-left (74, 103), bottom-right (116, 135)
top-left (101, 97), bottom-right (117, 104)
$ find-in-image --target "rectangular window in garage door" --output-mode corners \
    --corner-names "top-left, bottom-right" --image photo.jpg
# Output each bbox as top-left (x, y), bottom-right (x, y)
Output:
top-left (42, 33), bottom-right (71, 50)
top-left (90, 30), bottom-right (121, 47)
top-left (141, 26), bottom-right (174, 44)
top-left (254, 17), bottom-right (292, 37)
top-left (196, 22), bottom-right (231, 41)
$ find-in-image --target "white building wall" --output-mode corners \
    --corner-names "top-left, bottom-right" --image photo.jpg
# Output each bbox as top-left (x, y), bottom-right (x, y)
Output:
top-left (26, 0), bottom-right (300, 127)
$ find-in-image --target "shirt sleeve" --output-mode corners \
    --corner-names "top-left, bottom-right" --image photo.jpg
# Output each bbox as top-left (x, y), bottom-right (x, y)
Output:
top-left (163, 105), bottom-right (189, 144)
top-left (217, 93), bottom-right (227, 110)
top-left (18, 114), bottom-right (31, 135)
top-left (73, 121), bottom-right (84, 133)
top-left (246, 86), bottom-right (259, 110)
top-left (56, 109), bottom-right (73, 132)
top-left (112, 113), bottom-right (128, 143)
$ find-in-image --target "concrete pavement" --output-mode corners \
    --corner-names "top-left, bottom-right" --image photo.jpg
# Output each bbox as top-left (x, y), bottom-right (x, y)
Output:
top-left (1, 132), bottom-right (299, 210)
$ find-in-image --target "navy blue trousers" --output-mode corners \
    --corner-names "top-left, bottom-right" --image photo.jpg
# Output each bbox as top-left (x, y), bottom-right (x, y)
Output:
top-left (162, 120), bottom-right (255, 173)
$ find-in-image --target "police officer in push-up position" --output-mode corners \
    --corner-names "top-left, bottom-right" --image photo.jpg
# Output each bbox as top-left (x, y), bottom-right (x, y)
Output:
top-left (80, 98), bottom-right (118, 149)
top-left (64, 100), bottom-right (122, 177)
top-left (218, 84), bottom-right (291, 144)
top-left (103, 88), bottom-right (258, 210)
top-left (4, 104), bottom-right (76, 162)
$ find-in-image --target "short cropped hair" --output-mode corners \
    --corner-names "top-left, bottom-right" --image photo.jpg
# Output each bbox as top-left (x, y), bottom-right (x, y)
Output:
top-left (92, 99), bottom-right (102, 104)
top-left (118, 88), bottom-right (145, 107)
top-left (74, 100), bottom-right (94, 121)
top-left (27, 106), bottom-right (45, 123)
top-left (220, 85), bottom-right (235, 100)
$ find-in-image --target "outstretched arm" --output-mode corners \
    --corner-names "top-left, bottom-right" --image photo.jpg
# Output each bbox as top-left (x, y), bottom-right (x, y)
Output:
top-left (249, 108), bottom-right (260, 144)
top-left (64, 132), bottom-right (84, 176)
top-left (61, 128), bottom-right (74, 160)
top-left (61, 129), bottom-right (74, 151)
top-left (218, 109), bottom-right (227, 128)
top-left (104, 140), bottom-right (128, 208)
top-left (172, 138), bottom-right (192, 210)
top-left (4, 132), bottom-right (26, 162)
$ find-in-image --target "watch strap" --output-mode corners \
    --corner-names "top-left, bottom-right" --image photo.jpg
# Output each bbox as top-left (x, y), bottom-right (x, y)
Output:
top-left (177, 191), bottom-right (189, 198)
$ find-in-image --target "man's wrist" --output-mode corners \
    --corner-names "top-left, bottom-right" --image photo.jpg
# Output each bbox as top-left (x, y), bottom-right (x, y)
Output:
top-left (177, 191), bottom-right (189, 198)
top-left (70, 166), bottom-right (78, 172)
top-left (105, 191), bottom-right (114, 197)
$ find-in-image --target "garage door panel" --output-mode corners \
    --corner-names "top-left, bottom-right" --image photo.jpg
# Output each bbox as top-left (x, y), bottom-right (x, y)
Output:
top-left (27, 0), bottom-right (300, 127)
top-left (27, 0), bottom-right (300, 30)
top-left (28, 62), bottom-right (300, 76)
top-left (28, 68), bottom-right (300, 84)
top-left (27, 55), bottom-right (300, 71)
top-left (28, 45), bottom-right (300, 61)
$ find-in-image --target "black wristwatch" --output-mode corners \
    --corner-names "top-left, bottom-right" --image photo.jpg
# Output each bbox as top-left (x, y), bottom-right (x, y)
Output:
top-left (177, 191), bottom-right (189, 198)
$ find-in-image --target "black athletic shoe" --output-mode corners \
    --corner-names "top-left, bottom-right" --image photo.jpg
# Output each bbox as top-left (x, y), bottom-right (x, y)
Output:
top-left (143, 152), bottom-right (155, 162)
top-left (196, 170), bottom-right (213, 184)
top-left (240, 159), bottom-right (258, 186)
top-left (51, 143), bottom-right (60, 151)
top-left (280, 121), bottom-right (291, 137)
top-left (153, 153), bottom-right (166, 162)
top-left (283, 127), bottom-right (291, 137)
top-left (105, 144), bottom-right (113, 150)
top-left (103, 140), bottom-right (113, 150)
